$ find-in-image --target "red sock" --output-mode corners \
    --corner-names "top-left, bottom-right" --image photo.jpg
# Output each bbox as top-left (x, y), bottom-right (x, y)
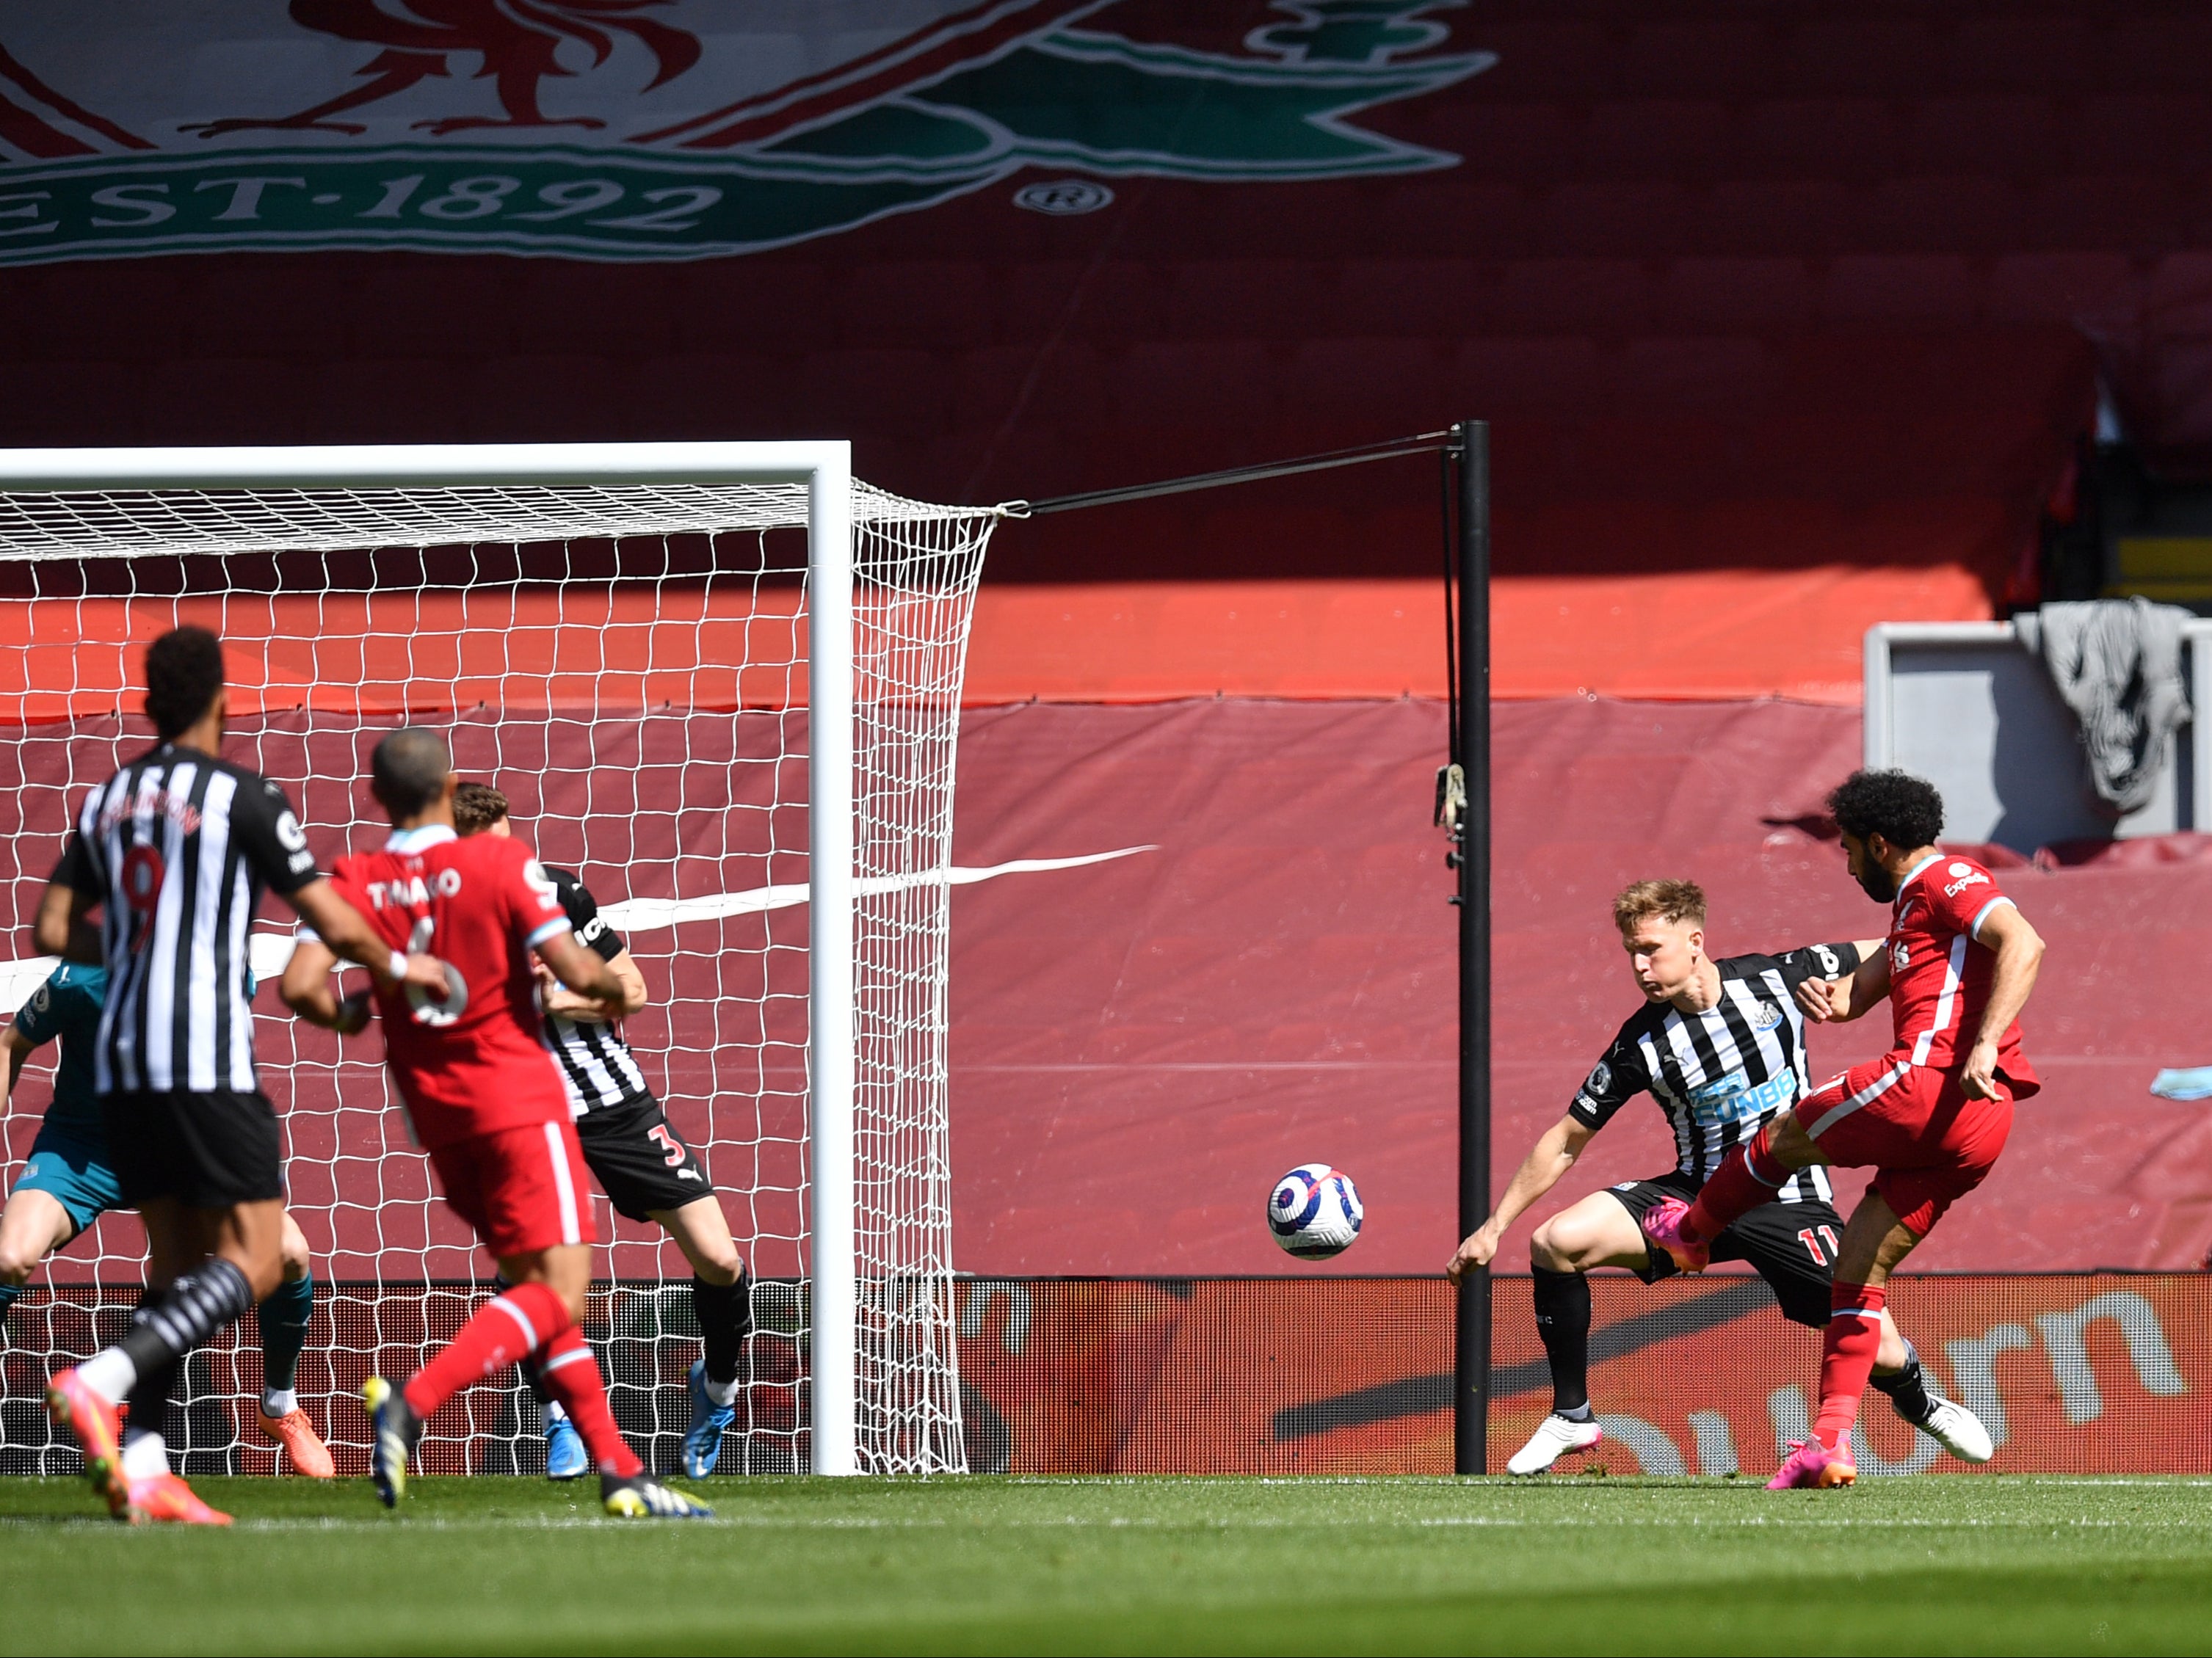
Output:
top-left (1684, 1125), bottom-right (1794, 1242)
top-left (537, 1326), bottom-right (643, 1479)
top-left (1815, 1281), bottom-right (1887, 1451)
top-left (405, 1281), bottom-right (571, 1420)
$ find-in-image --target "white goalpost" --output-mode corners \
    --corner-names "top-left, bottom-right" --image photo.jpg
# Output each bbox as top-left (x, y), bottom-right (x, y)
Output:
top-left (0, 443), bottom-right (999, 1478)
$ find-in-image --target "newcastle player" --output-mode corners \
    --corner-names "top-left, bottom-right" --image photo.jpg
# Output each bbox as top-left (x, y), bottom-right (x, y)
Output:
top-left (39, 626), bottom-right (448, 1524)
top-left (1447, 878), bottom-right (1990, 1476)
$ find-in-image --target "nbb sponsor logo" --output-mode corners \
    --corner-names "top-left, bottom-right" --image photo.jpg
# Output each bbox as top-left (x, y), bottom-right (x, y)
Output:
top-left (950, 1275), bottom-right (2208, 1475)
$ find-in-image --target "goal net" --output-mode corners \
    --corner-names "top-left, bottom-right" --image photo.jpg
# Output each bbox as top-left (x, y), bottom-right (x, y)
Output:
top-left (0, 446), bottom-right (997, 1478)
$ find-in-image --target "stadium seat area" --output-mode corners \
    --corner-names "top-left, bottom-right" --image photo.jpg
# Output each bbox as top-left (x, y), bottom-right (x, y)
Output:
top-left (2, 2), bottom-right (2210, 1282)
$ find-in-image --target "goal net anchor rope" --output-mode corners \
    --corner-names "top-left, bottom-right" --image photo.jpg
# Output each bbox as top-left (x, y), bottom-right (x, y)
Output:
top-left (0, 443), bottom-right (1002, 1479)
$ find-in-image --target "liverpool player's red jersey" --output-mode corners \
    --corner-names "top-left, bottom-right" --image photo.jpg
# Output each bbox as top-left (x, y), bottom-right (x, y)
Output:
top-left (322, 824), bottom-right (573, 1149)
top-left (1883, 852), bottom-right (2040, 1097)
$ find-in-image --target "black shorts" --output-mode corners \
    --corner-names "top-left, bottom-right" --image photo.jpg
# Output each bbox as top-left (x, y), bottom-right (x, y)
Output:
top-left (1603, 1171), bottom-right (1841, 1328)
top-left (574, 1095), bottom-right (712, 1221)
top-left (100, 1089), bottom-right (284, 1209)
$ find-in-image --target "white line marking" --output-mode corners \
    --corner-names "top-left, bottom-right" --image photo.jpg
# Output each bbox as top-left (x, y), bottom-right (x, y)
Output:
top-left (0, 845), bottom-right (1164, 1008)
top-left (597, 846), bottom-right (1158, 931)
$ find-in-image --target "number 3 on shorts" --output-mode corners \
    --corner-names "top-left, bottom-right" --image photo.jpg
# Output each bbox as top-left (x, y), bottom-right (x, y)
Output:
top-left (648, 1124), bottom-right (685, 1168)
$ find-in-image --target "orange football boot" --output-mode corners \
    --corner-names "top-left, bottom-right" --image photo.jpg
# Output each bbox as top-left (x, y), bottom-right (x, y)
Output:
top-left (118, 1472), bottom-right (232, 1526)
top-left (258, 1408), bottom-right (336, 1478)
top-left (46, 1369), bottom-right (124, 1500)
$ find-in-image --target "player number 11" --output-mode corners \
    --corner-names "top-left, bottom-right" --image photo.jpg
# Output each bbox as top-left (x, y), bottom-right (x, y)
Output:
top-left (1796, 1225), bottom-right (1843, 1265)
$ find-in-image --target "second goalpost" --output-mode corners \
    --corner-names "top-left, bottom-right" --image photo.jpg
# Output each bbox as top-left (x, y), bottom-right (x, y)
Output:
top-left (0, 441), bottom-right (1002, 1478)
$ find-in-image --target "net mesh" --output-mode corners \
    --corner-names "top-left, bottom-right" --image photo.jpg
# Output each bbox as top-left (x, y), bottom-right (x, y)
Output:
top-left (0, 478), bottom-right (995, 1476)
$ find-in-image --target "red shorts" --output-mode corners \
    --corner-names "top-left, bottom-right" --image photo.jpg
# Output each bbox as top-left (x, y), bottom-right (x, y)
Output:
top-left (1794, 1057), bottom-right (2013, 1238)
top-left (427, 1119), bottom-right (595, 1259)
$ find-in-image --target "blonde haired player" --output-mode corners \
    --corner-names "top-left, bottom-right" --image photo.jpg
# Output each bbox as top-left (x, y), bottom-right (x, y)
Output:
top-left (1448, 878), bottom-right (1990, 1476)
top-left (1644, 772), bottom-right (2043, 1490)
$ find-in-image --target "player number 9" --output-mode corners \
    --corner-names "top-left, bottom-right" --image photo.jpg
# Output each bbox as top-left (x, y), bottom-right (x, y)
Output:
top-left (120, 844), bottom-right (164, 928)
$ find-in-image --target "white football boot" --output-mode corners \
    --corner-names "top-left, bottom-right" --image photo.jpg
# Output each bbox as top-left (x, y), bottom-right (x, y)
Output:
top-left (1506, 1413), bottom-right (1604, 1475)
top-left (1912, 1396), bottom-right (1995, 1464)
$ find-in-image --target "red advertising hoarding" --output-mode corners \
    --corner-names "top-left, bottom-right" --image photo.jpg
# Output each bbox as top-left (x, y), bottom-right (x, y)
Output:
top-left (956, 1273), bottom-right (2212, 1477)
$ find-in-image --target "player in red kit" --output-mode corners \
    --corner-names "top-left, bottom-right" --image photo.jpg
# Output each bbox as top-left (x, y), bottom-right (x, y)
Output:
top-left (280, 728), bottom-right (708, 1519)
top-left (1642, 770), bottom-right (2044, 1489)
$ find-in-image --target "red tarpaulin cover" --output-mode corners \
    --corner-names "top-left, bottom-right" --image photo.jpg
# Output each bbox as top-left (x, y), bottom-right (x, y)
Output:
top-left (945, 698), bottom-right (2212, 1276)
top-left (5, 697), bottom-right (2202, 1279)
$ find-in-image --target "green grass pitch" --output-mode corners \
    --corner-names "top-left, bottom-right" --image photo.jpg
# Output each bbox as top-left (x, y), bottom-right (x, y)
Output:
top-left (1, 1473), bottom-right (2208, 1654)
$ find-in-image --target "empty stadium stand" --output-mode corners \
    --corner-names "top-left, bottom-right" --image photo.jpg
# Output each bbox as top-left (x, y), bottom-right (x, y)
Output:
top-left (5, 4), bottom-right (2212, 1274)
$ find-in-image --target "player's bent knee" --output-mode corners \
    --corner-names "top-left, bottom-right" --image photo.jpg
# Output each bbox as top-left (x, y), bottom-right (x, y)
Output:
top-left (656, 1199), bottom-right (743, 1282)
top-left (278, 1217), bottom-right (313, 1277)
top-left (1528, 1222), bottom-right (1578, 1273)
top-left (692, 1238), bottom-right (742, 1283)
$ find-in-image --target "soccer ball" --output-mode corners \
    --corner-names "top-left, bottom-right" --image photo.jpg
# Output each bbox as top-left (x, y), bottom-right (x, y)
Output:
top-left (1266, 1164), bottom-right (1363, 1259)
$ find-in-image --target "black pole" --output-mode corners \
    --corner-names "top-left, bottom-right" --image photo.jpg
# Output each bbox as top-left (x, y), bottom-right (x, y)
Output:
top-left (1453, 419), bottom-right (1491, 1477)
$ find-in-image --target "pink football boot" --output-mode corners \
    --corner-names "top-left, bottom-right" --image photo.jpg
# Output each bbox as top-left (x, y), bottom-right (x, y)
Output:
top-left (1640, 1196), bottom-right (1711, 1274)
top-left (1767, 1439), bottom-right (1858, 1490)
top-left (46, 1368), bottom-right (125, 1505)
top-left (118, 1472), bottom-right (233, 1526)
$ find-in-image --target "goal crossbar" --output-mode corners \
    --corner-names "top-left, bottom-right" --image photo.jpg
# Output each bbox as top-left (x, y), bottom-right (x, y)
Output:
top-left (0, 441), bottom-right (996, 1478)
top-left (0, 441), bottom-right (846, 492)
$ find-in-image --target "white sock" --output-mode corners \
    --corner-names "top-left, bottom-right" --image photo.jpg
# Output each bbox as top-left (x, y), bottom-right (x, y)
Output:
top-left (703, 1372), bottom-right (741, 1408)
top-left (119, 1430), bottom-right (168, 1482)
top-left (76, 1347), bottom-right (137, 1406)
top-left (544, 1399), bottom-right (569, 1425)
top-left (261, 1387), bottom-right (298, 1418)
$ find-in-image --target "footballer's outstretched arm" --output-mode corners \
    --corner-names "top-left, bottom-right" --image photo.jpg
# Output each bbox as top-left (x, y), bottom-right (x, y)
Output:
top-left (537, 947), bottom-right (647, 1022)
top-left (290, 879), bottom-right (448, 997)
top-left (4, 1025), bottom-right (30, 1096)
top-left (1794, 937), bottom-right (1889, 1024)
top-left (534, 929), bottom-right (628, 1019)
top-left (278, 936), bottom-right (371, 1036)
top-left (1961, 903), bottom-right (2044, 1099)
top-left (1447, 1113), bottom-right (1596, 1281)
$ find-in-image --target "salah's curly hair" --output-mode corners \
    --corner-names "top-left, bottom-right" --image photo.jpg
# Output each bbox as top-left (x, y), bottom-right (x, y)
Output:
top-left (1826, 769), bottom-right (1944, 850)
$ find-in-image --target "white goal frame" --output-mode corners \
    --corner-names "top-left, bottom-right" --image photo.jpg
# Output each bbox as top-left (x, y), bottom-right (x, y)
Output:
top-left (0, 440), bottom-right (877, 1477)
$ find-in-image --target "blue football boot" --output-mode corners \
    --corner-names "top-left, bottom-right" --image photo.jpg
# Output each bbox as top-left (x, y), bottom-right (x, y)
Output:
top-left (544, 1408), bottom-right (589, 1481)
top-left (681, 1359), bottom-right (738, 1478)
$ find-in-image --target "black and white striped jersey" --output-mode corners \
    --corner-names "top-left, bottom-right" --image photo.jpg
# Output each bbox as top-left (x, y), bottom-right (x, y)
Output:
top-left (58, 743), bottom-right (319, 1094)
top-left (540, 868), bottom-right (650, 1117)
top-left (1567, 944), bottom-right (1863, 1205)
